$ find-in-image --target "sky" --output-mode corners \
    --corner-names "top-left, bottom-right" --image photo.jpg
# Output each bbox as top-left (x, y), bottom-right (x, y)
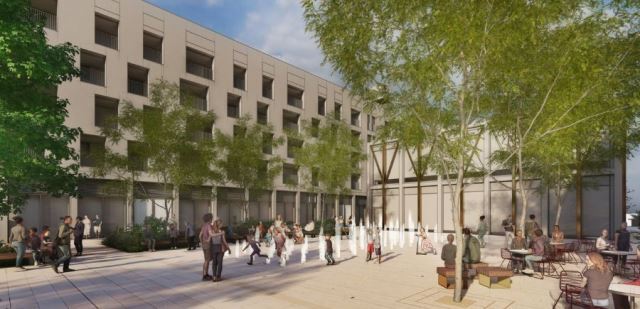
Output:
top-left (145, 0), bottom-right (640, 211)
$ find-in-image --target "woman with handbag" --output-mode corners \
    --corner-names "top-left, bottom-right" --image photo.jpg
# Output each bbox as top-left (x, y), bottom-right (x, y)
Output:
top-left (210, 220), bottom-right (230, 282)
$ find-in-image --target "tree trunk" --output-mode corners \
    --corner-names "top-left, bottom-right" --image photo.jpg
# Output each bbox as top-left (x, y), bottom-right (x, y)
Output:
top-left (453, 160), bottom-right (465, 302)
top-left (244, 188), bottom-right (250, 222)
top-left (554, 183), bottom-right (563, 226)
top-left (511, 164), bottom-right (517, 227)
top-left (575, 162), bottom-right (583, 238)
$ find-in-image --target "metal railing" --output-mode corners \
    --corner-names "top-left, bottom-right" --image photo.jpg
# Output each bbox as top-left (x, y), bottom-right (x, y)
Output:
top-left (283, 122), bottom-right (299, 132)
top-left (143, 46), bottom-right (162, 63)
top-left (80, 66), bottom-right (105, 86)
top-left (95, 30), bottom-right (118, 49)
top-left (227, 105), bottom-right (240, 118)
top-left (128, 79), bottom-right (147, 96)
top-left (234, 77), bottom-right (245, 90)
top-left (29, 7), bottom-right (56, 30)
top-left (186, 62), bottom-right (212, 79)
top-left (288, 97), bottom-right (303, 108)
top-left (193, 97), bottom-right (207, 111)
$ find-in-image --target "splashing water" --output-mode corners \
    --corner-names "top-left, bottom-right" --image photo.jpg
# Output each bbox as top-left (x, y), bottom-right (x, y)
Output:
top-left (350, 224), bottom-right (357, 255)
top-left (266, 237), bottom-right (276, 264)
top-left (359, 222), bottom-right (366, 250)
top-left (301, 236), bottom-right (308, 264)
top-left (336, 233), bottom-right (342, 259)
top-left (409, 216), bottom-right (416, 247)
top-left (400, 223), bottom-right (405, 249)
top-left (241, 240), bottom-right (247, 255)
top-left (235, 240), bottom-right (240, 258)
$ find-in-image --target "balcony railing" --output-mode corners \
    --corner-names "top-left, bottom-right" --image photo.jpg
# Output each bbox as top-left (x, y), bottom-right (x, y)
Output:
top-left (193, 97), bottom-right (207, 111)
top-left (186, 62), bottom-right (212, 79)
top-left (128, 79), bottom-right (147, 96)
top-left (228, 105), bottom-right (240, 118)
top-left (258, 113), bottom-right (268, 125)
top-left (143, 46), bottom-right (162, 63)
top-left (95, 30), bottom-right (118, 49)
top-left (288, 97), bottom-right (303, 108)
top-left (80, 66), bottom-right (105, 86)
top-left (29, 7), bottom-right (56, 30)
top-left (283, 122), bottom-right (299, 133)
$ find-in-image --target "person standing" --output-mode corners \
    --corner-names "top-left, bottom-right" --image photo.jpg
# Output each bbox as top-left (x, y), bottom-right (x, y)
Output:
top-left (144, 224), bottom-right (156, 252)
top-left (524, 214), bottom-right (540, 246)
top-left (614, 221), bottom-right (631, 266)
top-left (168, 223), bottom-right (179, 249)
top-left (502, 215), bottom-right (514, 249)
top-left (199, 213), bottom-right (213, 281)
top-left (52, 216), bottom-right (74, 273)
top-left (92, 215), bottom-right (102, 238)
top-left (324, 234), bottom-right (335, 265)
top-left (73, 216), bottom-right (84, 256)
top-left (82, 215), bottom-right (91, 239)
top-left (366, 228), bottom-right (374, 262)
top-left (9, 216), bottom-right (27, 269)
top-left (210, 220), bottom-right (230, 282)
top-left (186, 222), bottom-right (196, 250)
top-left (462, 228), bottom-right (481, 264)
top-left (477, 215), bottom-right (488, 248)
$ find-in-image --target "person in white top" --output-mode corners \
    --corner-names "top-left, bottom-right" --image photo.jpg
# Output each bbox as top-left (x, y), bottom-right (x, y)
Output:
top-left (82, 215), bottom-right (91, 239)
top-left (595, 229), bottom-right (610, 251)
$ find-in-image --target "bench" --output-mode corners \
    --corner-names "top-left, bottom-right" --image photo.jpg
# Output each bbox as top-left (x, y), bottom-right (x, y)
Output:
top-left (464, 262), bottom-right (489, 277)
top-left (437, 267), bottom-right (470, 289)
top-left (477, 267), bottom-right (513, 289)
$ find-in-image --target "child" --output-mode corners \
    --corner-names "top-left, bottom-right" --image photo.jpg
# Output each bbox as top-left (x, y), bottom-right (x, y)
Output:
top-left (29, 227), bottom-right (42, 266)
top-left (441, 234), bottom-right (456, 267)
top-left (418, 226), bottom-right (437, 255)
top-left (373, 228), bottom-right (382, 264)
top-left (325, 234), bottom-right (335, 265)
top-left (242, 235), bottom-right (267, 265)
top-left (366, 228), bottom-right (374, 262)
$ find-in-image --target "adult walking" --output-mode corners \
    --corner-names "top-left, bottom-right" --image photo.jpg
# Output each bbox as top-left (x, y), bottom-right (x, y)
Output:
top-left (477, 215), bottom-right (488, 248)
top-left (73, 216), bottom-right (84, 256)
top-left (614, 221), bottom-right (631, 266)
top-left (82, 215), bottom-right (91, 239)
top-left (502, 215), bottom-right (514, 249)
top-left (52, 216), bottom-right (74, 273)
top-left (210, 220), bottom-right (230, 282)
top-left (92, 215), bottom-right (102, 238)
top-left (199, 213), bottom-right (213, 281)
top-left (9, 216), bottom-right (27, 269)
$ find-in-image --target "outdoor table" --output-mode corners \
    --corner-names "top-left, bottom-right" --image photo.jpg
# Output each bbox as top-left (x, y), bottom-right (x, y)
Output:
top-left (601, 250), bottom-right (636, 275)
top-left (609, 283), bottom-right (640, 309)
top-left (509, 249), bottom-right (531, 273)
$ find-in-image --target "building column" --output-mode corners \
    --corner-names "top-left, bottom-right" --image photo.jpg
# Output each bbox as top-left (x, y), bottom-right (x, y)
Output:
top-left (351, 195), bottom-right (356, 224)
top-left (316, 193), bottom-right (322, 221)
top-left (271, 190), bottom-right (277, 219)
top-left (125, 182), bottom-right (134, 227)
top-left (172, 186), bottom-right (180, 227)
top-left (295, 191), bottom-right (301, 224)
top-left (399, 148), bottom-right (405, 228)
top-left (211, 187), bottom-right (218, 219)
top-left (69, 196), bottom-right (78, 221)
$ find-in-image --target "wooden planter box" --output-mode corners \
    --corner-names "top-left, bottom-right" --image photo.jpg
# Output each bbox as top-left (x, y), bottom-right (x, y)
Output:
top-left (0, 252), bottom-right (33, 267)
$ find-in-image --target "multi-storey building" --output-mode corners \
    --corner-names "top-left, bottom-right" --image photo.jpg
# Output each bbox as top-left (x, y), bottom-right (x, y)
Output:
top-left (1, 0), bottom-right (377, 240)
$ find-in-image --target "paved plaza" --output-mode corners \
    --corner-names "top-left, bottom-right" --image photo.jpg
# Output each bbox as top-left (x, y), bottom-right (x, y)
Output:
top-left (0, 235), bottom-right (617, 309)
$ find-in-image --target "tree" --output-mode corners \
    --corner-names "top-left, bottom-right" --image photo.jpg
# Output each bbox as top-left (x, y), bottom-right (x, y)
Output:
top-left (295, 113), bottom-right (366, 221)
top-left (0, 0), bottom-right (81, 215)
top-left (98, 80), bottom-right (218, 222)
top-left (303, 0), bottom-right (639, 302)
top-left (215, 115), bottom-right (283, 221)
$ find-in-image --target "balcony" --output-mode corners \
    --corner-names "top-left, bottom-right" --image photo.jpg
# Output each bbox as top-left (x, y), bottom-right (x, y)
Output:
top-left (193, 97), bottom-right (207, 111)
top-left (29, 7), bottom-right (56, 30)
top-left (180, 79), bottom-right (208, 112)
top-left (128, 64), bottom-right (148, 97)
top-left (95, 30), bottom-right (118, 49)
top-left (227, 94), bottom-right (241, 118)
top-left (282, 110), bottom-right (300, 133)
top-left (143, 46), bottom-right (162, 63)
top-left (257, 102), bottom-right (269, 125)
top-left (186, 62), bottom-right (212, 79)
top-left (287, 85), bottom-right (304, 109)
top-left (143, 31), bottom-right (162, 63)
top-left (81, 66), bottom-right (105, 86)
top-left (128, 79), bottom-right (147, 96)
top-left (186, 47), bottom-right (213, 80)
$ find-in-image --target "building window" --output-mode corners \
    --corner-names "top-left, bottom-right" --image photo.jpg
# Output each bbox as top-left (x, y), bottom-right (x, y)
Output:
top-left (282, 110), bottom-right (300, 133)
top-left (94, 95), bottom-right (118, 129)
top-left (192, 124), bottom-right (213, 142)
top-left (287, 138), bottom-right (302, 159)
top-left (257, 102), bottom-right (269, 125)
top-left (287, 85), bottom-right (303, 108)
top-left (311, 118), bottom-right (320, 138)
top-left (95, 14), bottom-right (118, 50)
top-left (233, 125), bottom-right (246, 137)
top-left (127, 64), bottom-right (148, 97)
top-left (262, 133), bottom-right (273, 154)
top-left (29, 0), bottom-right (57, 30)
top-left (351, 174), bottom-right (361, 190)
top-left (80, 134), bottom-right (105, 167)
top-left (80, 50), bottom-right (105, 86)
top-left (367, 134), bottom-right (374, 143)
top-left (283, 164), bottom-right (299, 185)
top-left (318, 96), bottom-right (326, 115)
top-left (127, 141), bottom-right (147, 171)
top-left (351, 109), bottom-right (361, 127)
top-left (143, 31), bottom-right (162, 63)
top-left (367, 115), bottom-right (376, 131)
top-left (352, 130), bottom-right (360, 147)
top-left (227, 93), bottom-right (241, 118)
top-left (186, 47), bottom-right (213, 80)
top-left (335, 103), bottom-right (342, 120)
top-left (233, 65), bottom-right (246, 91)
top-left (262, 76), bottom-right (273, 99)
top-left (180, 79), bottom-right (208, 111)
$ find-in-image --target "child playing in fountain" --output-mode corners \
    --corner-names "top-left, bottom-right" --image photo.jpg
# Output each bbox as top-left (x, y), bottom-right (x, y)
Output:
top-left (366, 228), bottom-right (374, 262)
top-left (325, 234), bottom-right (335, 265)
top-left (242, 235), bottom-right (267, 265)
top-left (374, 228), bottom-right (382, 264)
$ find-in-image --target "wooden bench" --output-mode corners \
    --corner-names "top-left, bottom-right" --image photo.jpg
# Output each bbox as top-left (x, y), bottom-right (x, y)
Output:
top-left (477, 267), bottom-right (513, 289)
top-left (437, 267), bottom-right (470, 289)
top-left (464, 262), bottom-right (489, 277)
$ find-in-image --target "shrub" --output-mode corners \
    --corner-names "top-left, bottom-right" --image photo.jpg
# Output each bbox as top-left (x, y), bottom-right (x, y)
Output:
top-left (103, 225), bottom-right (145, 252)
top-left (144, 216), bottom-right (169, 240)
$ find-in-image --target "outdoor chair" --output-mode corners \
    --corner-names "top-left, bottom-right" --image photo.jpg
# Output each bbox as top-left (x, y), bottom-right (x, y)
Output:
top-left (553, 271), bottom-right (584, 308)
top-left (558, 241), bottom-right (581, 264)
top-left (500, 248), bottom-right (514, 269)
top-left (579, 239), bottom-right (595, 253)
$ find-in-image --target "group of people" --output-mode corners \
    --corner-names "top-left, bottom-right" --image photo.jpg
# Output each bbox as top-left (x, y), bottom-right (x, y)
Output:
top-left (7, 215), bottom-right (86, 273)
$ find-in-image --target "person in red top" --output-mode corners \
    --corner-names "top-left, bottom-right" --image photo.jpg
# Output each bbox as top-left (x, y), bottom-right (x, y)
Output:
top-left (198, 213), bottom-right (213, 281)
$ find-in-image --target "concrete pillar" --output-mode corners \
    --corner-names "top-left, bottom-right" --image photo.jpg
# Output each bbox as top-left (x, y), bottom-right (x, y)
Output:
top-left (399, 148), bottom-right (405, 228)
top-left (125, 182), bottom-right (133, 227)
top-left (172, 186), bottom-right (180, 228)
top-left (316, 193), bottom-right (322, 221)
top-left (0, 216), bottom-right (8, 242)
top-left (69, 196), bottom-right (78, 221)
top-left (211, 187), bottom-right (218, 219)
top-left (295, 191), bottom-right (301, 224)
top-left (271, 190), bottom-right (277, 219)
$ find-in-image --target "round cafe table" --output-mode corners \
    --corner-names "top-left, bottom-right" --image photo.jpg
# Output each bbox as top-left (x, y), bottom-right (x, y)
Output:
top-left (609, 283), bottom-right (640, 309)
top-left (509, 249), bottom-right (531, 273)
top-left (601, 250), bottom-right (636, 275)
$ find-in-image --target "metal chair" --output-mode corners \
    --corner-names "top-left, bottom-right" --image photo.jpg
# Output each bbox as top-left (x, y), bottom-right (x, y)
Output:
top-left (552, 270), bottom-right (584, 308)
top-left (500, 248), bottom-right (514, 269)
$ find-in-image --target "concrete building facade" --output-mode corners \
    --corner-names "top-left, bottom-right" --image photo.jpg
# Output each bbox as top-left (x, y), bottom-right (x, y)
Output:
top-left (1, 0), bottom-right (376, 240)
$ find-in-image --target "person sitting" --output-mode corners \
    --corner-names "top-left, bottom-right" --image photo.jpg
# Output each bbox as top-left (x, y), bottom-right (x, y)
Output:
top-left (294, 224), bottom-right (304, 244)
top-left (28, 227), bottom-right (42, 266)
top-left (551, 225), bottom-right (564, 243)
top-left (462, 228), bottom-right (481, 264)
top-left (582, 252), bottom-right (613, 307)
top-left (441, 234), bottom-right (456, 267)
top-left (418, 226), bottom-right (437, 255)
top-left (510, 230), bottom-right (527, 250)
top-left (595, 229), bottom-right (610, 251)
top-left (523, 229), bottom-right (546, 275)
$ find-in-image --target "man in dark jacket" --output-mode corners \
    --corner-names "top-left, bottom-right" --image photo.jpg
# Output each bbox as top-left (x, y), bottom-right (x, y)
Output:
top-left (53, 216), bottom-right (75, 273)
top-left (74, 216), bottom-right (84, 256)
